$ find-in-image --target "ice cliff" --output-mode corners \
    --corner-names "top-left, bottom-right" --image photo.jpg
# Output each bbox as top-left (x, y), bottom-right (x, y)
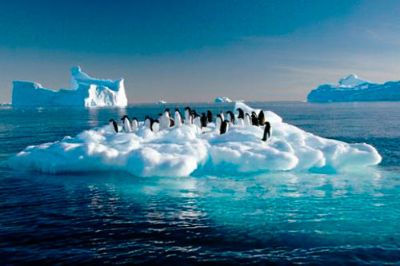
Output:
top-left (12, 66), bottom-right (128, 107)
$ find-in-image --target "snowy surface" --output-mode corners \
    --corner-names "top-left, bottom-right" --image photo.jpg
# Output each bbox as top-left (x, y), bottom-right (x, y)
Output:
top-left (12, 66), bottom-right (128, 107)
top-left (308, 74), bottom-right (400, 102)
top-left (8, 102), bottom-right (381, 177)
top-left (215, 97), bottom-right (232, 103)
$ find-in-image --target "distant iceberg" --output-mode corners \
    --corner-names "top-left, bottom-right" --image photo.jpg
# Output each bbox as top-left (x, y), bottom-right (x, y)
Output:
top-left (307, 74), bottom-right (400, 102)
top-left (8, 102), bottom-right (381, 177)
top-left (12, 66), bottom-right (128, 107)
top-left (215, 96), bottom-right (232, 103)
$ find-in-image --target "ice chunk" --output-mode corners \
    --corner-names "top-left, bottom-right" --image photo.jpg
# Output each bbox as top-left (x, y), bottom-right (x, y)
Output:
top-left (215, 97), bottom-right (232, 103)
top-left (8, 103), bottom-right (381, 177)
top-left (12, 66), bottom-right (128, 107)
top-left (307, 74), bottom-right (400, 102)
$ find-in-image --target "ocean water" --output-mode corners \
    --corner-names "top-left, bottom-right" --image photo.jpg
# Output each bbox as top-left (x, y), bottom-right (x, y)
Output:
top-left (1, 102), bottom-right (400, 264)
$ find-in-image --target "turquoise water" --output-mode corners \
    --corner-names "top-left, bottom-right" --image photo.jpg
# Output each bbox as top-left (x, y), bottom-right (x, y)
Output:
top-left (1, 102), bottom-right (400, 264)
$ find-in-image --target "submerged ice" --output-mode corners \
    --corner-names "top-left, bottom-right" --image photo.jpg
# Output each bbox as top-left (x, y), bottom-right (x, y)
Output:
top-left (12, 66), bottom-right (128, 107)
top-left (8, 103), bottom-right (381, 177)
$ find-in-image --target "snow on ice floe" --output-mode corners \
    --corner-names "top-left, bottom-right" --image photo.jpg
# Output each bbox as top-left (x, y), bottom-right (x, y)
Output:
top-left (12, 66), bottom-right (128, 107)
top-left (307, 74), bottom-right (400, 102)
top-left (8, 102), bottom-right (381, 177)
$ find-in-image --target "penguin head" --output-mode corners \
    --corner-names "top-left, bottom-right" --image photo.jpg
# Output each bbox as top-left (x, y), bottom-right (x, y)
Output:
top-left (121, 115), bottom-right (129, 121)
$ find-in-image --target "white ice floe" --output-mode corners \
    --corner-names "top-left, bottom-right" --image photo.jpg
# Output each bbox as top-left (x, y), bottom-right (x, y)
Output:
top-left (12, 66), bottom-right (128, 107)
top-left (8, 103), bottom-right (381, 177)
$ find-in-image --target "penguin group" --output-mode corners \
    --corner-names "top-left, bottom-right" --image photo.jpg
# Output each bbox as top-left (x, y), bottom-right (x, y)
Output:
top-left (109, 106), bottom-right (271, 141)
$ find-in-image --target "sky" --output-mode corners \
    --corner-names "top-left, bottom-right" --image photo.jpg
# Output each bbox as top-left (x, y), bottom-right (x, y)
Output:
top-left (1, 0), bottom-right (400, 103)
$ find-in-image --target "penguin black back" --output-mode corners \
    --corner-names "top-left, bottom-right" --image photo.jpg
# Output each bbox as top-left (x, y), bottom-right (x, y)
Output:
top-left (109, 119), bottom-right (118, 133)
top-left (226, 111), bottom-right (235, 124)
top-left (220, 120), bottom-right (229, 135)
top-left (262, 121), bottom-right (271, 141)
top-left (251, 112), bottom-right (259, 126)
top-left (237, 108), bottom-right (244, 119)
top-left (258, 110), bottom-right (266, 126)
top-left (207, 110), bottom-right (213, 123)
top-left (200, 113), bottom-right (208, 128)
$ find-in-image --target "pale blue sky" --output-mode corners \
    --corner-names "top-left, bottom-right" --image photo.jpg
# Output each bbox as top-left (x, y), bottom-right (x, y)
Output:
top-left (1, 0), bottom-right (400, 103)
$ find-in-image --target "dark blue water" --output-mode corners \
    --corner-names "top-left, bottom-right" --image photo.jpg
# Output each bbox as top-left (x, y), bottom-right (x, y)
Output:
top-left (1, 102), bottom-right (400, 264)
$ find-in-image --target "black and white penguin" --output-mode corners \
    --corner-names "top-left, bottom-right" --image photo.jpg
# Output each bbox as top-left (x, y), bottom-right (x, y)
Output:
top-left (184, 107), bottom-right (192, 125)
top-left (109, 119), bottom-right (118, 133)
top-left (174, 108), bottom-right (183, 127)
top-left (258, 110), bottom-right (266, 126)
top-left (236, 108), bottom-right (244, 119)
top-left (192, 111), bottom-right (202, 128)
top-left (236, 108), bottom-right (245, 126)
top-left (219, 111), bottom-right (225, 122)
top-left (131, 117), bottom-right (139, 131)
top-left (226, 111), bottom-right (235, 124)
top-left (151, 119), bottom-right (160, 132)
top-left (251, 111), bottom-right (259, 126)
top-left (207, 110), bottom-right (213, 123)
top-left (220, 120), bottom-right (229, 135)
top-left (244, 113), bottom-right (251, 126)
top-left (262, 121), bottom-right (271, 141)
top-left (121, 115), bottom-right (132, 133)
top-left (200, 113), bottom-right (208, 128)
top-left (144, 115), bottom-right (152, 129)
top-left (159, 108), bottom-right (171, 130)
top-left (216, 114), bottom-right (223, 130)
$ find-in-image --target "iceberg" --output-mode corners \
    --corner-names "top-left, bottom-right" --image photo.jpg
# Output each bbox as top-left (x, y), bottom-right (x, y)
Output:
top-left (215, 97), bottom-right (232, 103)
top-left (12, 66), bottom-right (128, 107)
top-left (307, 74), bottom-right (400, 102)
top-left (8, 103), bottom-right (381, 177)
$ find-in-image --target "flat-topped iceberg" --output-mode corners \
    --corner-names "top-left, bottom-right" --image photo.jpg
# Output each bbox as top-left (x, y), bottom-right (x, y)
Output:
top-left (215, 96), bottom-right (232, 103)
top-left (12, 66), bottom-right (128, 107)
top-left (307, 74), bottom-right (400, 102)
top-left (8, 103), bottom-right (381, 177)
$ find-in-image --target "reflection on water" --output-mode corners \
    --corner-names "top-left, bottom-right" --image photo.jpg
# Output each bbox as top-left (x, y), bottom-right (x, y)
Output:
top-left (1, 102), bottom-right (400, 263)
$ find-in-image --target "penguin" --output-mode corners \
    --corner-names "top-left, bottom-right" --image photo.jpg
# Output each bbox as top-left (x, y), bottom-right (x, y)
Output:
top-left (236, 108), bottom-right (244, 119)
top-left (144, 115), bottom-right (152, 129)
top-left (219, 112), bottom-right (225, 122)
top-left (258, 110), bottom-right (266, 126)
top-left (151, 119), bottom-right (160, 132)
top-left (121, 115), bottom-right (132, 133)
top-left (131, 117), bottom-right (138, 131)
top-left (109, 119), bottom-right (118, 133)
top-left (200, 112), bottom-right (208, 128)
top-left (193, 111), bottom-right (202, 128)
top-left (216, 114), bottom-right (223, 130)
top-left (159, 108), bottom-right (171, 130)
top-left (174, 108), bottom-right (183, 127)
top-left (226, 111), bottom-right (235, 124)
top-left (244, 113), bottom-right (251, 127)
top-left (262, 121), bottom-right (271, 141)
top-left (251, 112), bottom-right (259, 126)
top-left (220, 120), bottom-right (229, 135)
top-left (207, 110), bottom-right (213, 123)
top-left (184, 107), bottom-right (192, 125)
top-left (169, 118), bottom-right (175, 127)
